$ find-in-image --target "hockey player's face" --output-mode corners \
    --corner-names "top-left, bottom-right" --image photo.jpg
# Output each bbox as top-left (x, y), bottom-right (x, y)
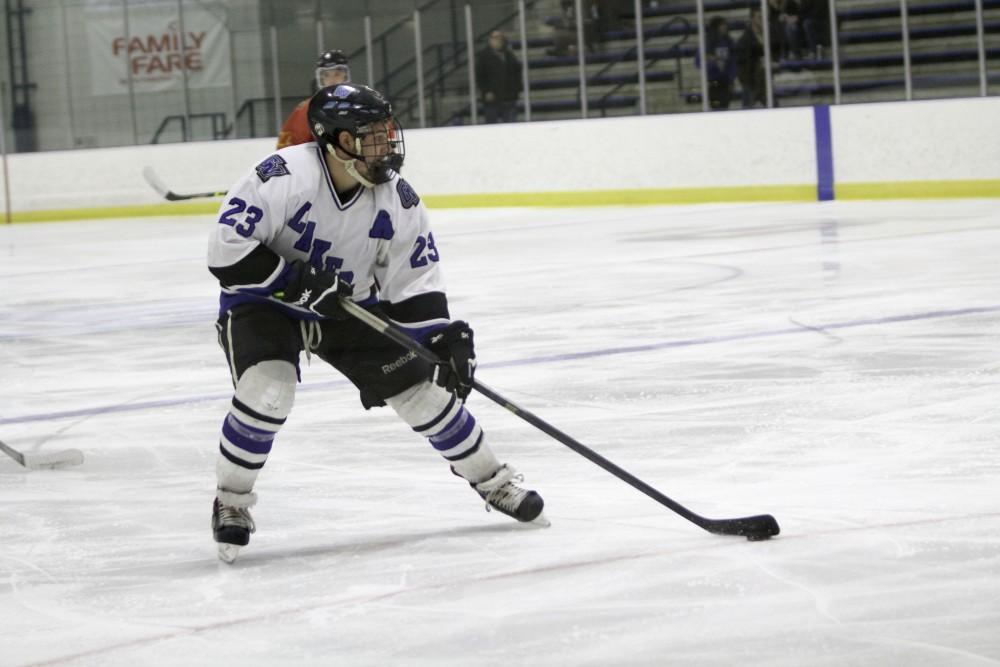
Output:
top-left (332, 117), bottom-right (403, 186)
top-left (354, 119), bottom-right (402, 180)
top-left (359, 120), bottom-right (394, 159)
top-left (318, 66), bottom-right (350, 87)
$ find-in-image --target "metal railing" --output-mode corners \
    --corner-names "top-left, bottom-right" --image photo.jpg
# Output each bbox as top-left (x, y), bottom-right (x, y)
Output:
top-left (150, 112), bottom-right (230, 144)
top-left (594, 16), bottom-right (693, 115)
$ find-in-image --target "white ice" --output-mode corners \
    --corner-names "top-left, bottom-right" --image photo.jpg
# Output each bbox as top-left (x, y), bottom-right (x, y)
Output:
top-left (1, 199), bottom-right (999, 666)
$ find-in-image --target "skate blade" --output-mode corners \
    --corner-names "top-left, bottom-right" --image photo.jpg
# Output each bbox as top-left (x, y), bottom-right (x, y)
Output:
top-left (217, 543), bottom-right (242, 563)
top-left (530, 512), bottom-right (551, 528)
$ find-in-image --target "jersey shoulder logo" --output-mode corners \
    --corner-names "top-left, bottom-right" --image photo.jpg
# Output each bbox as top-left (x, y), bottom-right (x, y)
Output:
top-left (396, 178), bottom-right (420, 209)
top-left (255, 155), bottom-right (290, 183)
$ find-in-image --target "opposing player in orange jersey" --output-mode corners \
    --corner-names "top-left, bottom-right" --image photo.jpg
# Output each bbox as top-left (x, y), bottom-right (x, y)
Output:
top-left (276, 50), bottom-right (352, 149)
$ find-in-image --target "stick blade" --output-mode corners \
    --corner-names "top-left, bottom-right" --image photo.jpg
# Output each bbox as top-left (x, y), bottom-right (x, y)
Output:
top-left (141, 166), bottom-right (171, 199)
top-left (703, 514), bottom-right (780, 540)
top-left (21, 449), bottom-right (85, 470)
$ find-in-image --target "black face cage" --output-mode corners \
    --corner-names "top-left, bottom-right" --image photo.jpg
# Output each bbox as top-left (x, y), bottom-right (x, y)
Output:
top-left (355, 118), bottom-right (405, 182)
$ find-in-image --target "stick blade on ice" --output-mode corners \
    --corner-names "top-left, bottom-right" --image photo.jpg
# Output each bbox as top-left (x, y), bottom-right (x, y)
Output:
top-left (141, 166), bottom-right (226, 201)
top-left (703, 513), bottom-right (781, 540)
top-left (1, 439), bottom-right (84, 470)
top-left (142, 166), bottom-right (170, 199)
top-left (22, 449), bottom-right (84, 470)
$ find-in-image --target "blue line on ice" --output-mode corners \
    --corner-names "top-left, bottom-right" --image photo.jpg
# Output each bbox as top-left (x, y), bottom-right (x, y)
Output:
top-left (3, 305), bottom-right (998, 426)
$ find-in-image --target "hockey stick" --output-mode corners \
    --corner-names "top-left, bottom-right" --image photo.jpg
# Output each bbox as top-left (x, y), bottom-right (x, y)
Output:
top-left (142, 166), bottom-right (227, 201)
top-left (339, 298), bottom-right (780, 541)
top-left (0, 438), bottom-right (84, 470)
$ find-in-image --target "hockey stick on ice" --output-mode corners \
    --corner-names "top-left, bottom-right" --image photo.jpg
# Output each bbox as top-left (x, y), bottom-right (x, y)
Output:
top-left (142, 166), bottom-right (227, 201)
top-left (0, 438), bottom-right (84, 470)
top-left (339, 298), bottom-right (780, 540)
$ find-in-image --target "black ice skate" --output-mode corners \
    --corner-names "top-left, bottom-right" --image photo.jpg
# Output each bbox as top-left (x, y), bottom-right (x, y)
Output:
top-left (471, 464), bottom-right (548, 526)
top-left (212, 489), bottom-right (257, 563)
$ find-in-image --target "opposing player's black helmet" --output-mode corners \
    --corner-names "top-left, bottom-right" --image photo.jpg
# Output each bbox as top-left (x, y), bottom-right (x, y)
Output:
top-left (315, 49), bottom-right (350, 88)
top-left (316, 50), bottom-right (348, 68)
top-left (308, 84), bottom-right (404, 186)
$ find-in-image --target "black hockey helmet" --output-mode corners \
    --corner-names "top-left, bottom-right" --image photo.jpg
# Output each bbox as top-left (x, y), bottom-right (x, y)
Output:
top-left (308, 84), bottom-right (404, 187)
top-left (315, 49), bottom-right (350, 88)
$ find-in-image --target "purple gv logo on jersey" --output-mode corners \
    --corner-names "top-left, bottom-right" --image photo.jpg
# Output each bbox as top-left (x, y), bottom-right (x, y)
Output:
top-left (255, 155), bottom-right (290, 183)
top-left (396, 178), bottom-right (419, 209)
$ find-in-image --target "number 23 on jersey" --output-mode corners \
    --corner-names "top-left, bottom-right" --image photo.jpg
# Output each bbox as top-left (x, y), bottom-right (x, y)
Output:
top-left (218, 197), bottom-right (263, 238)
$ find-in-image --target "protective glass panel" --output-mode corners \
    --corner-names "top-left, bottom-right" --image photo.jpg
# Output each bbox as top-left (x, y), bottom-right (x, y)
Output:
top-left (262, 0), bottom-right (325, 146)
top-left (75, 0), bottom-right (235, 147)
top-left (412, 0), bottom-right (471, 127)
top-left (644, 0), bottom-right (716, 113)
top-left (354, 7), bottom-right (415, 128)
top-left (318, 11), bottom-right (368, 85)
top-left (54, 0), bottom-right (145, 149)
top-left (581, 0), bottom-right (657, 118)
top-left (0, 0), bottom-right (994, 153)
top-left (30, 2), bottom-right (85, 151)
top-left (766, 0), bottom-right (837, 107)
top-left (835, 0), bottom-right (909, 103)
top-left (907, 0), bottom-right (986, 99)
top-left (464, 0), bottom-right (531, 126)
top-left (173, 0), bottom-right (239, 144)
top-left (533, 0), bottom-right (589, 120)
top-left (698, 3), bottom-right (761, 110)
top-left (227, 0), bottom-right (270, 141)
top-left (987, 0), bottom-right (1000, 95)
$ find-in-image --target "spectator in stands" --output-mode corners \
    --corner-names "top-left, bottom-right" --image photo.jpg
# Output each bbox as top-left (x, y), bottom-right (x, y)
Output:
top-left (798, 0), bottom-right (830, 59)
top-left (546, 0), bottom-right (599, 56)
top-left (735, 6), bottom-right (768, 108)
top-left (784, 0), bottom-right (805, 60)
top-left (698, 16), bottom-right (737, 110)
top-left (476, 30), bottom-right (522, 124)
top-left (769, 0), bottom-right (803, 61)
top-left (595, 0), bottom-right (633, 36)
top-left (277, 50), bottom-right (351, 149)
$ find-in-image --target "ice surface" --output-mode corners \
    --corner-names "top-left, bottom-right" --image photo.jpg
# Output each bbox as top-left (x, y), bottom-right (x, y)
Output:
top-left (2, 199), bottom-right (999, 666)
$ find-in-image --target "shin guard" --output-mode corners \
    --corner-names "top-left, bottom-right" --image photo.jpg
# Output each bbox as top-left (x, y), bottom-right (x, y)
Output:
top-left (217, 360), bottom-right (296, 492)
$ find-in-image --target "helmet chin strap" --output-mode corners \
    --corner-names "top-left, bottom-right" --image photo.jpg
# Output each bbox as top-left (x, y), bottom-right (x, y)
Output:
top-left (324, 137), bottom-right (376, 189)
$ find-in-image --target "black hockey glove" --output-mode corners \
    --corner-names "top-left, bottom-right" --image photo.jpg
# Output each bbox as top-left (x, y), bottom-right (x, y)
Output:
top-left (427, 321), bottom-right (477, 400)
top-left (278, 260), bottom-right (352, 319)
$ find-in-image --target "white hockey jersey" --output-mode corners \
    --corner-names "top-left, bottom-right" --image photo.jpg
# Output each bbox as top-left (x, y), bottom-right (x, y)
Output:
top-left (207, 143), bottom-right (450, 337)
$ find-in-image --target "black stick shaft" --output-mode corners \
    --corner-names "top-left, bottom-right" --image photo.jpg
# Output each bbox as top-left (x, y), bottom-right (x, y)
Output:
top-left (142, 166), bottom-right (225, 201)
top-left (339, 299), bottom-right (779, 538)
top-left (0, 439), bottom-right (26, 466)
top-left (468, 380), bottom-right (706, 523)
top-left (164, 190), bottom-right (226, 201)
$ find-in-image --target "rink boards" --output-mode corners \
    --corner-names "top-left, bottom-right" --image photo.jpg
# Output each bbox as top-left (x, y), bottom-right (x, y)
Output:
top-left (0, 96), bottom-right (998, 221)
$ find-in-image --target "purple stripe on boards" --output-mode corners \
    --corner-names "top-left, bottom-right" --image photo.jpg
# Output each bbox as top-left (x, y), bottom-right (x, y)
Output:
top-left (813, 105), bottom-right (835, 201)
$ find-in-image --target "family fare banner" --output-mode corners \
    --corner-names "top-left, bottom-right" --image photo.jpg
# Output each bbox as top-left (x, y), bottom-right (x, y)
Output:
top-left (86, 1), bottom-right (231, 95)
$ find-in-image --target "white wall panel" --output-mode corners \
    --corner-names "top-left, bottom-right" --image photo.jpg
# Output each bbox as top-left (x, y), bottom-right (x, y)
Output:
top-left (1, 98), bottom-right (997, 216)
top-left (404, 108), bottom-right (816, 193)
top-left (832, 97), bottom-right (1000, 183)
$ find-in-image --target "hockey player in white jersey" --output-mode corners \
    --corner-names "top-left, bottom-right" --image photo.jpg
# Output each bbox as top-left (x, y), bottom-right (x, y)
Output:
top-left (207, 83), bottom-right (545, 562)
